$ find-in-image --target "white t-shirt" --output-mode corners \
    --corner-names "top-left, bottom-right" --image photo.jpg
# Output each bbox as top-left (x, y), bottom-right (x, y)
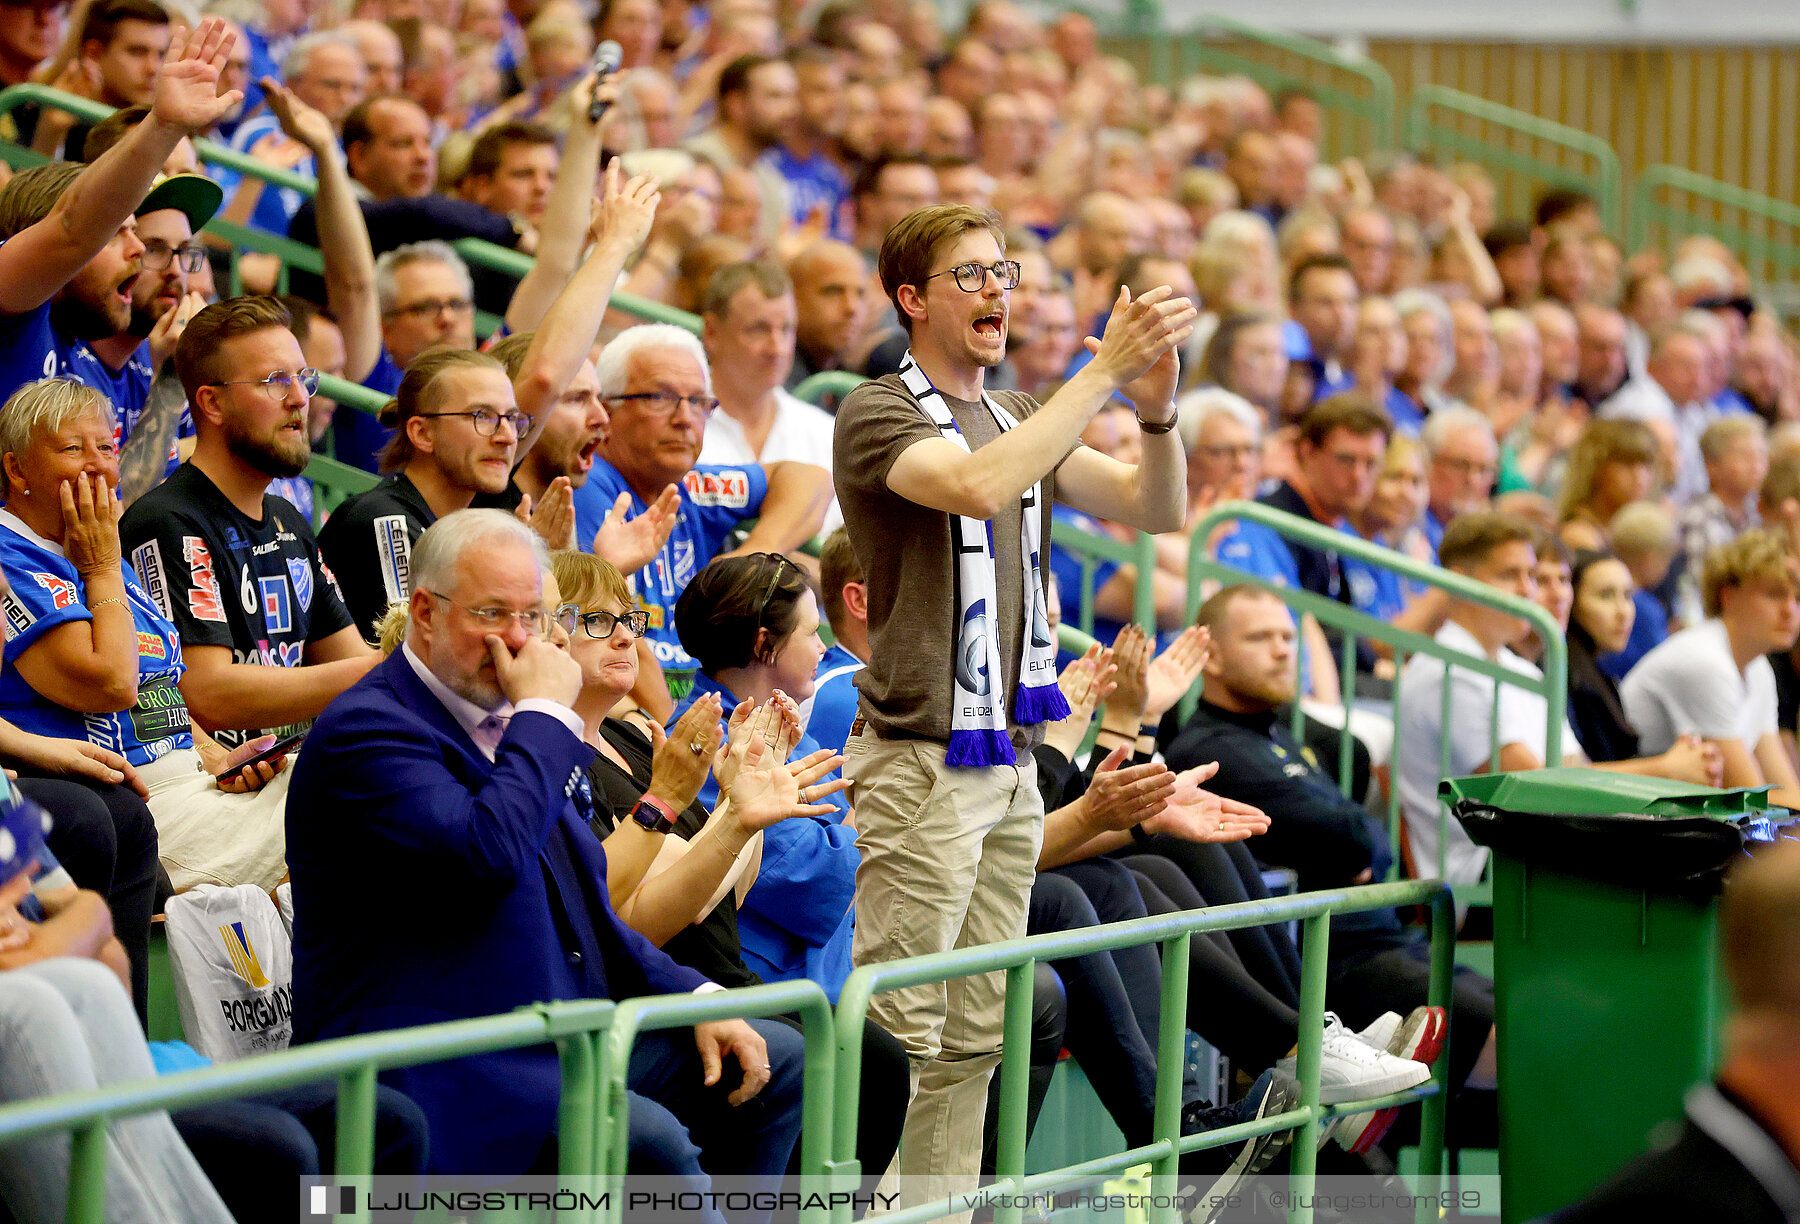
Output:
top-left (699, 387), bottom-right (842, 532)
top-left (1620, 618), bottom-right (1778, 755)
top-left (1397, 620), bottom-right (1575, 886)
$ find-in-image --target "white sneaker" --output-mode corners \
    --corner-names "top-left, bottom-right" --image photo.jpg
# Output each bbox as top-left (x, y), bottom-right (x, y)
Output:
top-left (1358, 1011), bottom-right (1403, 1054)
top-left (1276, 1012), bottom-right (1431, 1105)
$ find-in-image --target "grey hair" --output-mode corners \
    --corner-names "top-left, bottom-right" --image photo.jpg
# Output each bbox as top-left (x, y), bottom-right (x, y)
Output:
top-left (283, 30), bottom-right (360, 80)
top-left (1391, 288), bottom-right (1455, 384)
top-left (594, 324), bottom-right (713, 397)
top-left (405, 509), bottom-right (548, 638)
top-left (374, 241), bottom-right (473, 316)
top-left (1175, 387), bottom-right (1262, 451)
top-left (1420, 404), bottom-right (1495, 457)
top-left (0, 379), bottom-right (116, 499)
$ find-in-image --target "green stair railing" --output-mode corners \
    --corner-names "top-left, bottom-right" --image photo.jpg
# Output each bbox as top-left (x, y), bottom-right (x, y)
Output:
top-left (834, 879), bottom-right (1456, 1224)
top-left (1404, 84), bottom-right (1623, 236)
top-left (1179, 15), bottom-right (1398, 153)
top-left (1629, 163), bottom-right (1800, 293)
top-left (1180, 500), bottom-right (1564, 905)
top-left (1048, 521), bottom-right (1159, 637)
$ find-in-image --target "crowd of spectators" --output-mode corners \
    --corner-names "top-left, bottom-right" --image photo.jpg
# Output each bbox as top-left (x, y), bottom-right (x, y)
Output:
top-left (0, 0), bottom-right (1797, 1218)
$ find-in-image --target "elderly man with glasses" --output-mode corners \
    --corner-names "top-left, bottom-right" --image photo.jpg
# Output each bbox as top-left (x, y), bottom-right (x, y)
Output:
top-left (121, 295), bottom-right (380, 751)
top-left (321, 347), bottom-right (534, 639)
top-left (572, 323), bottom-right (832, 720)
top-left (287, 508), bottom-right (806, 1200)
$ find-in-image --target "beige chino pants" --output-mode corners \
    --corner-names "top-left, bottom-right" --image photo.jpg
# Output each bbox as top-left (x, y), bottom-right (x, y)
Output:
top-left (843, 727), bottom-right (1044, 1210)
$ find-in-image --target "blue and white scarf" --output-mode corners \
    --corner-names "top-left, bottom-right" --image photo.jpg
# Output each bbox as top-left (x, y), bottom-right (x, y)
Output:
top-left (898, 353), bottom-right (1067, 766)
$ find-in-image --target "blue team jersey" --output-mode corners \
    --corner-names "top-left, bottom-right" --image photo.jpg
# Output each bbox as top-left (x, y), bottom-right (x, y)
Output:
top-left (760, 147), bottom-right (849, 241)
top-left (1341, 532), bottom-right (1406, 624)
top-left (0, 511), bottom-right (190, 765)
top-left (223, 113), bottom-right (314, 234)
top-left (0, 291), bottom-right (151, 424)
top-left (573, 458), bottom-right (769, 675)
top-left (805, 642), bottom-right (863, 755)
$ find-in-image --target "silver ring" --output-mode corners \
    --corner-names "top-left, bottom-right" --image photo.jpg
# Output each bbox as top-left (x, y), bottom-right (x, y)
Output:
top-left (689, 739), bottom-right (706, 755)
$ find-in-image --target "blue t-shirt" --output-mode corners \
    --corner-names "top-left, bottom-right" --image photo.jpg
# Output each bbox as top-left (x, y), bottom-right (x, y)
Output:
top-left (0, 512), bottom-right (190, 766)
top-left (1600, 587), bottom-right (1670, 682)
top-left (223, 112), bottom-right (315, 235)
top-left (0, 288), bottom-right (151, 425)
top-left (1049, 503), bottom-right (1124, 643)
top-left (805, 642), bottom-right (863, 755)
top-left (1341, 536), bottom-right (1406, 624)
top-left (760, 147), bottom-right (849, 241)
top-left (1382, 387), bottom-right (1424, 437)
top-left (670, 670), bottom-right (855, 997)
top-left (573, 458), bottom-right (769, 676)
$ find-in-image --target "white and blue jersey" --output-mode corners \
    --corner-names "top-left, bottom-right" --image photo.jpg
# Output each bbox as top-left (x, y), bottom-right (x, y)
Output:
top-left (805, 642), bottom-right (863, 755)
top-left (572, 458), bottom-right (769, 676)
top-left (0, 510), bottom-right (191, 766)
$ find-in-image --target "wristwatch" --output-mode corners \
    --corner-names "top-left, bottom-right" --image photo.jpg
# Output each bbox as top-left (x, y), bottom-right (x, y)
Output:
top-left (1135, 408), bottom-right (1177, 435)
top-left (630, 795), bottom-right (677, 834)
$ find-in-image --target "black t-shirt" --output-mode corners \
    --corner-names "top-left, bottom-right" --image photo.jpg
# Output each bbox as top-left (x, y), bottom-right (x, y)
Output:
top-left (1167, 698), bottom-right (1399, 937)
top-left (317, 472), bottom-right (436, 641)
top-left (120, 463), bottom-right (356, 749)
top-left (1770, 650), bottom-right (1800, 741)
top-left (583, 718), bottom-right (757, 990)
top-left (1256, 480), bottom-right (1378, 673)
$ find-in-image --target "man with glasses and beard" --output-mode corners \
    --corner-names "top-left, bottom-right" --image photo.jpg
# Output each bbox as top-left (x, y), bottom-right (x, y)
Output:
top-left (321, 348), bottom-right (529, 639)
top-left (121, 297), bottom-right (379, 750)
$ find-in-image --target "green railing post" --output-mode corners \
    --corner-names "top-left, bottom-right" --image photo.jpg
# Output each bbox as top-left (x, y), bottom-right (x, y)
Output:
top-left (791, 370), bottom-right (866, 407)
top-left (1629, 163), bottom-right (1800, 291)
top-left (1149, 934), bottom-right (1190, 1224)
top-left (1184, 15), bottom-right (1398, 151)
top-left (1047, 521), bottom-right (1162, 639)
top-left (1414, 890), bottom-right (1458, 1223)
top-left (1289, 913), bottom-right (1330, 1224)
top-left (333, 1063), bottom-right (378, 1224)
top-left (1404, 84), bottom-right (1623, 236)
top-left (65, 1120), bottom-right (109, 1224)
top-left (994, 961), bottom-right (1036, 1224)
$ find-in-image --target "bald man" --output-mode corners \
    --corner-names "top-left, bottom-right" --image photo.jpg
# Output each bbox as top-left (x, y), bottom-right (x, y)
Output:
top-left (1553, 839), bottom-right (1800, 1222)
top-left (786, 240), bottom-right (872, 392)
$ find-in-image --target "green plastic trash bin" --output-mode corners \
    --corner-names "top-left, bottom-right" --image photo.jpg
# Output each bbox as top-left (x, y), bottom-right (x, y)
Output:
top-left (1440, 767), bottom-right (1791, 1224)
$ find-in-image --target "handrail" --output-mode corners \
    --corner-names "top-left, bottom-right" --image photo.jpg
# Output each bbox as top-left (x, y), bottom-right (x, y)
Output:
top-left (1404, 83), bottom-right (1624, 236)
top-left (1184, 500), bottom-right (1566, 899)
top-left (832, 879), bottom-right (1456, 1224)
top-left (0, 1002), bottom-right (610, 1224)
top-left (1629, 163), bottom-right (1800, 289)
top-left (791, 370), bottom-right (864, 406)
top-left (452, 238), bottom-right (706, 332)
top-left (1182, 14), bottom-right (1398, 150)
top-left (1048, 521), bottom-right (1160, 636)
top-left (0, 83), bottom-right (319, 197)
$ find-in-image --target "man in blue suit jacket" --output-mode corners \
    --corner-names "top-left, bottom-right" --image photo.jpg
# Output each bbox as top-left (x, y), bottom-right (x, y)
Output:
top-left (286, 510), bottom-right (803, 1214)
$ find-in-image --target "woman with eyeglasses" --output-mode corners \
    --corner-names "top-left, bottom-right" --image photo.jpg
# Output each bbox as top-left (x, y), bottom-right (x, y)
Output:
top-left (0, 379), bottom-right (296, 893)
top-left (550, 549), bottom-right (909, 1187)
top-left (320, 346), bottom-right (538, 639)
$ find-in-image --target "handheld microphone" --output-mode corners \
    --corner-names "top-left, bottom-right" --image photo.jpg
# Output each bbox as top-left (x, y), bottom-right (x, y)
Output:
top-left (587, 40), bottom-right (623, 123)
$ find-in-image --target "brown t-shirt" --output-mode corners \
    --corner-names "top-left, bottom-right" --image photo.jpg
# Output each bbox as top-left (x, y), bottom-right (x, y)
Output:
top-left (833, 373), bottom-right (1054, 749)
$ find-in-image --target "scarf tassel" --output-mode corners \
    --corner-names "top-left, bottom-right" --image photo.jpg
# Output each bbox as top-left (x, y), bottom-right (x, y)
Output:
top-left (1014, 682), bottom-right (1071, 725)
top-left (947, 727), bottom-right (1016, 768)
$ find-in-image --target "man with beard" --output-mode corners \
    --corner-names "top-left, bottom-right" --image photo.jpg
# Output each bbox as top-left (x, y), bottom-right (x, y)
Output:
top-left (121, 297), bottom-right (379, 749)
top-left (0, 18), bottom-right (239, 469)
top-left (683, 54), bottom-right (798, 248)
top-left (319, 349), bottom-right (526, 638)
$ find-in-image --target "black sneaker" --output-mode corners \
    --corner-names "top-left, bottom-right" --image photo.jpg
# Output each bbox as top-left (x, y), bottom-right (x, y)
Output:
top-left (1179, 1069), bottom-right (1301, 1222)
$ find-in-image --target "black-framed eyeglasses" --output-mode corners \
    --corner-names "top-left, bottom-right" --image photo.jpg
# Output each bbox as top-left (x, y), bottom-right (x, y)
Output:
top-left (385, 297), bottom-right (475, 320)
top-left (416, 406), bottom-right (529, 436)
top-left (555, 603), bottom-right (651, 639)
top-left (140, 240), bottom-right (206, 273)
top-left (605, 391), bottom-right (720, 418)
top-left (427, 591), bottom-right (554, 637)
top-left (924, 260), bottom-right (1021, 293)
top-left (201, 368), bottom-right (319, 400)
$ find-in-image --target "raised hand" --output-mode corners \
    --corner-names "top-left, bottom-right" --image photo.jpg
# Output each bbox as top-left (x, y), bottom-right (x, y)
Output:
top-left (527, 476), bottom-right (577, 550)
top-left (1143, 625), bottom-right (1210, 721)
top-left (60, 472), bottom-right (121, 577)
top-left (714, 698), bottom-right (776, 795)
top-left (569, 70), bottom-right (622, 130)
top-left (152, 19), bottom-right (243, 136)
top-left (260, 76), bottom-right (337, 156)
top-left (593, 486), bottom-right (681, 576)
top-left (1085, 285), bottom-right (1196, 412)
top-left (726, 734), bottom-right (842, 832)
top-left (648, 692), bottom-right (724, 813)
top-left (589, 157), bottom-right (661, 261)
top-left (1105, 624), bottom-right (1152, 723)
top-left (148, 290), bottom-right (206, 373)
top-left (1042, 645), bottom-right (1118, 758)
top-left (1144, 761), bottom-right (1271, 843)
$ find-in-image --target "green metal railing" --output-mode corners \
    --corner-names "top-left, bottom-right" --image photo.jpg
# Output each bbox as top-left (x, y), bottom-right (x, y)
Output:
top-left (1178, 15), bottom-right (1398, 153)
top-left (452, 238), bottom-right (703, 334)
top-left (833, 879), bottom-right (1456, 1224)
top-left (1629, 163), bottom-right (1800, 293)
top-left (0, 880), bottom-right (1453, 1224)
top-left (1182, 502), bottom-right (1565, 898)
top-left (1404, 84), bottom-right (1624, 236)
top-left (1049, 521), bottom-right (1160, 635)
top-left (792, 370), bottom-right (864, 406)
